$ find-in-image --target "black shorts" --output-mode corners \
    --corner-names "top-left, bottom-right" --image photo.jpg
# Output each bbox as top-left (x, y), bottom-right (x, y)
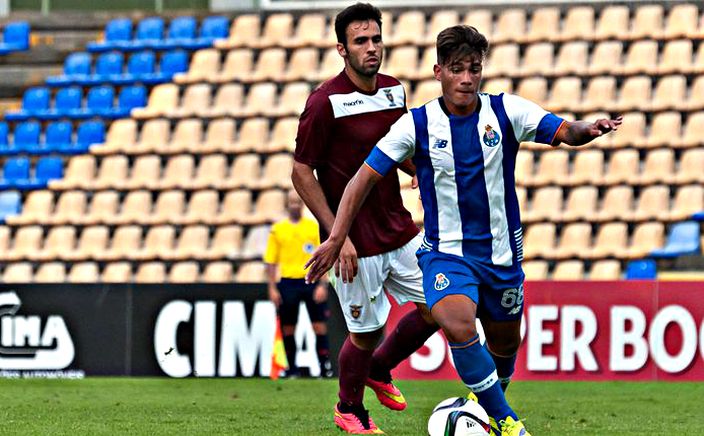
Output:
top-left (278, 278), bottom-right (330, 326)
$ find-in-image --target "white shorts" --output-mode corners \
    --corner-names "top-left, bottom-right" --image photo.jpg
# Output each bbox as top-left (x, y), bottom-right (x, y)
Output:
top-left (332, 233), bottom-right (425, 333)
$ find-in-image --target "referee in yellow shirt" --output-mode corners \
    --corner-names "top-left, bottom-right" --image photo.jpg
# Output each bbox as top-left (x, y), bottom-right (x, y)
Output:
top-left (264, 190), bottom-right (332, 378)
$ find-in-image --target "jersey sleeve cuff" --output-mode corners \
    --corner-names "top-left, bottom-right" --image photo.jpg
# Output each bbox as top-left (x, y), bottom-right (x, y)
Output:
top-left (365, 147), bottom-right (397, 177)
top-left (535, 113), bottom-right (565, 145)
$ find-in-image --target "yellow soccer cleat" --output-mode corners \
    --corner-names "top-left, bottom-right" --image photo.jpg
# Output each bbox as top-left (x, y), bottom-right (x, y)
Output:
top-left (497, 416), bottom-right (530, 436)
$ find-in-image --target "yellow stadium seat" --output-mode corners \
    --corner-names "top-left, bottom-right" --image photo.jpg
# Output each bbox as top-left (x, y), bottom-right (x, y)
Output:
top-left (178, 190), bottom-right (219, 225)
top-left (493, 9), bottom-right (526, 43)
top-left (6, 190), bottom-right (54, 225)
top-left (523, 187), bottom-right (562, 223)
top-left (587, 42), bottom-right (622, 76)
top-left (242, 190), bottom-right (286, 225)
top-left (134, 225), bottom-right (175, 261)
top-left (522, 260), bottom-right (549, 280)
top-left (49, 155), bottom-right (96, 190)
top-left (609, 112), bottom-right (646, 149)
top-left (190, 156), bottom-right (228, 190)
top-left (2, 262), bottom-right (33, 283)
top-left (212, 49), bottom-right (253, 84)
top-left (215, 190), bottom-right (252, 225)
top-left (34, 262), bottom-right (66, 283)
top-left (554, 223), bottom-right (593, 260)
top-left (410, 80), bottom-right (441, 107)
top-left (258, 154), bottom-right (294, 190)
top-left (201, 118), bottom-right (236, 153)
top-left (559, 6), bottom-right (595, 41)
top-left (92, 119), bottom-right (137, 155)
top-left (462, 9), bottom-right (493, 39)
top-left (667, 185), bottom-right (704, 222)
top-left (425, 10), bottom-right (460, 45)
top-left (602, 149), bottom-right (640, 185)
top-left (50, 190), bottom-right (87, 225)
top-left (553, 42), bottom-right (589, 76)
top-left (283, 48), bottom-right (320, 82)
top-left (81, 191), bottom-right (119, 226)
top-left (483, 44), bottom-right (519, 79)
top-left (101, 262), bottom-right (133, 282)
top-left (561, 186), bottom-right (599, 222)
top-left (0, 226), bottom-right (11, 259)
top-left (628, 5), bottom-right (664, 40)
top-left (131, 119), bottom-right (171, 154)
top-left (645, 112), bottom-right (682, 149)
top-left (109, 191), bottom-right (152, 226)
top-left (168, 84), bottom-right (211, 119)
top-left (101, 226), bottom-right (142, 261)
top-left (253, 13), bottom-right (293, 49)
top-left (123, 155), bottom-right (160, 191)
top-left (135, 262), bottom-right (167, 283)
top-left (530, 149), bottom-right (569, 187)
top-left (519, 43), bottom-right (554, 77)
top-left (382, 46), bottom-right (419, 80)
top-left (214, 14), bottom-right (260, 49)
top-left (663, 3), bottom-right (699, 39)
top-left (522, 223), bottom-right (556, 260)
top-left (514, 150), bottom-right (534, 186)
top-left (159, 155), bottom-right (195, 190)
top-left (587, 222), bottom-right (628, 259)
top-left (132, 84), bottom-right (179, 119)
top-left (636, 148), bottom-right (675, 185)
top-left (589, 260), bottom-right (622, 280)
top-left (546, 76), bottom-right (581, 112)
top-left (168, 261), bottom-right (200, 283)
top-left (388, 11), bottom-right (426, 46)
top-left (93, 155), bottom-right (129, 190)
top-left (566, 149), bottom-right (604, 186)
top-left (35, 226), bottom-right (76, 261)
top-left (265, 117), bottom-right (299, 153)
top-left (283, 13), bottom-right (328, 48)
top-left (594, 186), bottom-right (634, 223)
top-left (521, 7), bottom-right (560, 43)
top-left (206, 225), bottom-right (243, 259)
top-left (222, 154), bottom-right (260, 189)
top-left (174, 49), bottom-right (220, 84)
top-left (620, 41), bottom-right (659, 76)
top-left (203, 83), bottom-right (244, 119)
top-left (658, 40), bottom-right (694, 74)
top-left (266, 82), bottom-right (310, 118)
top-left (241, 82), bottom-right (278, 117)
top-left (159, 118), bottom-right (202, 155)
top-left (7, 226), bottom-right (44, 261)
top-left (147, 190), bottom-right (185, 225)
top-left (632, 185), bottom-right (670, 222)
top-left (552, 260), bottom-right (584, 280)
top-left (69, 226), bottom-right (110, 261)
top-left (202, 261), bottom-right (234, 282)
top-left (650, 75), bottom-right (687, 112)
top-left (235, 261), bottom-right (267, 283)
top-left (594, 6), bottom-right (629, 41)
top-left (248, 48), bottom-right (287, 83)
top-left (516, 77), bottom-right (548, 107)
top-left (310, 48), bottom-right (342, 82)
top-left (623, 222), bottom-right (665, 259)
top-left (482, 78), bottom-right (513, 95)
top-left (165, 225), bottom-right (210, 261)
top-left (67, 262), bottom-right (100, 283)
top-left (672, 148), bottom-right (704, 184)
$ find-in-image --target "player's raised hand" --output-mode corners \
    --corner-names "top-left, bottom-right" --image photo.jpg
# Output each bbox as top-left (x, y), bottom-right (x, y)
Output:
top-left (334, 237), bottom-right (358, 284)
top-left (305, 237), bottom-right (344, 284)
top-left (590, 115), bottom-right (623, 137)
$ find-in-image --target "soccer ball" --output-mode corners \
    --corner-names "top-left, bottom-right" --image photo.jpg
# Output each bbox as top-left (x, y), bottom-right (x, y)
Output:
top-left (427, 397), bottom-right (491, 436)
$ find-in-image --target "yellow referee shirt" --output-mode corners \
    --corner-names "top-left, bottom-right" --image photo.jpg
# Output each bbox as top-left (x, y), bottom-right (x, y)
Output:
top-left (263, 217), bottom-right (320, 279)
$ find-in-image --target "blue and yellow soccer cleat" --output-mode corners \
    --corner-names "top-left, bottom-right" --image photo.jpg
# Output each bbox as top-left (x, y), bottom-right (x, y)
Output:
top-left (489, 416), bottom-right (529, 436)
top-left (466, 391), bottom-right (479, 403)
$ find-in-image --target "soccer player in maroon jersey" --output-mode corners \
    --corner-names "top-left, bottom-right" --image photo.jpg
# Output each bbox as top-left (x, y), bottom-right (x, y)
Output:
top-left (292, 3), bottom-right (438, 434)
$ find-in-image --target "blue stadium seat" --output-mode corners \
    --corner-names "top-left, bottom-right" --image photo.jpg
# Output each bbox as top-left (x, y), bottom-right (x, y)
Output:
top-left (23, 156), bottom-right (64, 189)
top-left (79, 51), bottom-right (124, 85)
top-left (106, 85), bottom-right (146, 118)
top-left (0, 21), bottom-right (30, 54)
top-left (41, 86), bottom-right (82, 120)
top-left (0, 122), bottom-right (9, 147)
top-left (87, 18), bottom-right (132, 52)
top-left (0, 157), bottom-right (30, 189)
top-left (114, 50), bottom-right (156, 84)
top-left (650, 221), bottom-right (702, 258)
top-left (44, 121), bottom-right (74, 154)
top-left (625, 259), bottom-right (657, 280)
top-left (190, 16), bottom-right (229, 49)
top-left (46, 52), bottom-right (92, 86)
top-left (70, 85), bottom-right (115, 119)
top-left (11, 121), bottom-right (41, 155)
top-left (5, 87), bottom-right (50, 121)
top-left (142, 49), bottom-right (188, 84)
top-left (693, 211), bottom-right (704, 221)
top-left (121, 17), bottom-right (164, 51)
top-left (154, 16), bottom-right (197, 50)
top-left (64, 120), bottom-right (105, 154)
top-left (0, 190), bottom-right (21, 222)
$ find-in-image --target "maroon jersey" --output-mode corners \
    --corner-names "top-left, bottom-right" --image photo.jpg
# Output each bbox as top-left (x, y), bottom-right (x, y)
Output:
top-left (295, 70), bottom-right (419, 257)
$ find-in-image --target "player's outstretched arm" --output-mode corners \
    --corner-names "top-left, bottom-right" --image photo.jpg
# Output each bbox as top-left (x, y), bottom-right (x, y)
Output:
top-left (552, 115), bottom-right (623, 146)
top-left (305, 164), bottom-right (383, 284)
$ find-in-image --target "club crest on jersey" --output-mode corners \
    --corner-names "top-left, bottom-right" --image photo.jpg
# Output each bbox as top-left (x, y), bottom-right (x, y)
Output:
top-left (350, 305), bottom-right (363, 319)
top-left (483, 124), bottom-right (500, 147)
top-left (303, 242), bottom-right (315, 254)
top-left (434, 273), bottom-right (450, 291)
top-left (383, 89), bottom-right (396, 107)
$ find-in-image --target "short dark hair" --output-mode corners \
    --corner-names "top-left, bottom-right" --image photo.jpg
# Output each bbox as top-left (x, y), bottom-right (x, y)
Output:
top-left (334, 3), bottom-right (383, 47)
top-left (436, 25), bottom-right (489, 66)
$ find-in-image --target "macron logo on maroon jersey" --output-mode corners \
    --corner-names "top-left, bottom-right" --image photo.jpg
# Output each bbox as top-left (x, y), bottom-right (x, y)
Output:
top-left (328, 85), bottom-right (405, 119)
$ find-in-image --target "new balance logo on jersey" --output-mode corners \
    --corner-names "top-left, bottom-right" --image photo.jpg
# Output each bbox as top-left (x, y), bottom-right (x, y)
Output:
top-left (507, 305), bottom-right (522, 316)
top-left (343, 99), bottom-right (364, 107)
top-left (433, 139), bottom-right (448, 149)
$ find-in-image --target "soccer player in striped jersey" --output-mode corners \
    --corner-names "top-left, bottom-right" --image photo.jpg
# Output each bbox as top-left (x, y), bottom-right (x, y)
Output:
top-left (305, 25), bottom-right (622, 436)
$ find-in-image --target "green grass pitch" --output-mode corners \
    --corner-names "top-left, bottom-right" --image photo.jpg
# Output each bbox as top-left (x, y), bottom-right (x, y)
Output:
top-left (0, 378), bottom-right (701, 435)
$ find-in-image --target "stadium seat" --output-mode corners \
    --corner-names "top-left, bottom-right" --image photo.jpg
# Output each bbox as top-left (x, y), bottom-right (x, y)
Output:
top-left (206, 225), bottom-right (243, 260)
top-left (240, 224), bottom-right (271, 259)
top-left (587, 42), bottom-right (622, 77)
top-left (121, 17), bottom-right (164, 51)
top-left (5, 87), bottom-right (50, 121)
top-left (612, 78), bottom-right (652, 113)
top-left (423, 10), bottom-right (459, 45)
top-left (247, 48), bottom-right (286, 83)
top-left (162, 119), bottom-right (202, 154)
top-left (530, 149), bottom-right (569, 187)
top-left (178, 189), bottom-right (219, 224)
top-left (146, 190), bottom-right (185, 225)
top-left (625, 259), bottom-right (657, 280)
top-left (47, 52), bottom-right (92, 86)
top-left (0, 157), bottom-right (30, 189)
top-left (92, 119), bottom-right (137, 155)
top-left (603, 149), bottom-right (639, 186)
top-left (71, 85), bottom-right (115, 119)
top-left (553, 42), bottom-right (589, 76)
top-left (68, 262), bottom-right (100, 283)
top-left (215, 190), bottom-right (252, 224)
top-left (50, 155), bottom-right (96, 190)
top-left (623, 222), bottom-right (665, 259)
top-left (202, 261), bottom-right (234, 282)
top-left (2, 262), bottom-right (33, 282)
top-left (281, 13), bottom-right (326, 48)
top-left (174, 48), bottom-right (220, 84)
top-left (493, 9), bottom-right (526, 43)
top-left (200, 118), bottom-right (235, 153)
top-left (588, 222), bottom-right (628, 259)
top-left (658, 40), bottom-right (693, 74)
top-left (154, 16), bottom-right (196, 50)
top-left (230, 118), bottom-right (268, 154)
top-left (684, 78), bottom-right (704, 112)
top-left (66, 120), bottom-right (105, 155)
top-left (382, 46), bottom-right (419, 80)
top-left (462, 9), bottom-right (493, 38)
top-left (521, 7), bottom-right (559, 43)
top-left (134, 225), bottom-right (175, 260)
top-left (141, 49), bottom-right (188, 84)
top-left (311, 48), bottom-right (342, 82)
top-left (519, 43), bottom-right (554, 77)
top-left (77, 51), bottom-right (123, 86)
top-left (0, 226), bottom-right (10, 257)
top-left (191, 16), bottom-right (229, 49)
top-left (554, 223), bottom-right (592, 260)
top-left (635, 148), bottom-right (675, 185)
top-left (168, 261), bottom-right (200, 283)
top-left (242, 190), bottom-right (286, 225)
top-left (202, 83), bottom-right (243, 118)
top-left (223, 154), bottom-right (260, 189)
top-left (35, 226), bottom-right (76, 261)
top-left (651, 75), bottom-right (688, 112)
top-left (5, 190), bottom-right (53, 225)
top-left (522, 223), bottom-right (556, 260)
top-left (552, 260), bottom-right (584, 280)
top-left (0, 122), bottom-right (8, 149)
top-left (594, 6), bottom-right (629, 40)
top-left (484, 44), bottom-right (519, 79)
top-left (594, 186), bottom-right (634, 222)
top-left (258, 154), bottom-right (294, 190)
top-left (169, 84), bottom-right (211, 118)
top-left (632, 185), bottom-right (670, 222)
top-left (135, 262), bottom-right (167, 283)
top-left (677, 112), bottom-right (704, 149)
top-left (130, 119), bottom-right (171, 154)
top-left (158, 156), bottom-right (194, 190)
top-left (387, 11), bottom-right (426, 46)
top-left (645, 112), bottom-right (682, 149)
top-left (49, 190), bottom-right (86, 225)
top-left (663, 3), bottom-right (698, 39)
top-left (0, 21), bottom-right (30, 54)
top-left (241, 83), bottom-right (277, 117)
top-left (112, 50), bottom-right (155, 84)
top-left (559, 6), bottom-right (595, 41)
top-left (265, 118), bottom-right (299, 153)
top-left (0, 191), bottom-right (21, 223)
top-left (609, 113), bottom-right (647, 149)
top-left (523, 187), bottom-right (562, 223)
top-left (101, 225), bottom-right (142, 260)
top-left (628, 4), bottom-right (664, 40)
top-left (252, 13), bottom-right (293, 49)
top-left (522, 260), bottom-right (549, 280)
top-left (212, 49), bottom-right (252, 84)
top-left (214, 14), bottom-right (260, 49)
top-left (516, 77), bottom-right (548, 107)
top-left (165, 225), bottom-right (209, 260)
top-left (92, 155), bottom-right (129, 191)
top-left (650, 221), bottom-right (701, 258)
top-left (565, 150), bottom-right (603, 186)
top-left (6, 226), bottom-right (43, 261)
top-left (88, 19), bottom-right (132, 52)
top-left (668, 185), bottom-right (704, 222)
top-left (24, 157), bottom-right (63, 190)
top-left (40, 121), bottom-right (72, 155)
top-left (561, 186), bottom-right (598, 222)
top-left (7, 121), bottom-right (41, 155)
top-left (546, 76), bottom-right (582, 113)
top-left (34, 262), bottom-right (67, 283)
top-left (69, 226), bottom-right (110, 261)
top-left (235, 261), bottom-right (267, 283)
top-left (514, 150), bottom-right (534, 186)
top-left (101, 262), bottom-right (133, 282)
top-left (81, 191), bottom-right (119, 226)
top-left (672, 148), bottom-right (704, 184)
top-left (190, 156), bottom-right (227, 190)
top-left (589, 260), bottom-right (622, 280)
top-left (132, 83), bottom-right (179, 119)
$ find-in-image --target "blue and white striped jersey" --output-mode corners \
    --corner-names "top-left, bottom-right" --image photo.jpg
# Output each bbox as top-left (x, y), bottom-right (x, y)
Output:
top-left (365, 93), bottom-right (564, 280)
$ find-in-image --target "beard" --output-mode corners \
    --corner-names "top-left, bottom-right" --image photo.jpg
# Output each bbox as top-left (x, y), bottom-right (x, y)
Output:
top-left (348, 54), bottom-right (382, 78)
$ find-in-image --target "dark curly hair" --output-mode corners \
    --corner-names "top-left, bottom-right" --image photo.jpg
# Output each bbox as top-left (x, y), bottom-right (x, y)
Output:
top-left (335, 3), bottom-right (383, 47)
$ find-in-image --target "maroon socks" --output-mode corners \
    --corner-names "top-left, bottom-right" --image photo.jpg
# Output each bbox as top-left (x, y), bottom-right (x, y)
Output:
top-left (338, 337), bottom-right (374, 406)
